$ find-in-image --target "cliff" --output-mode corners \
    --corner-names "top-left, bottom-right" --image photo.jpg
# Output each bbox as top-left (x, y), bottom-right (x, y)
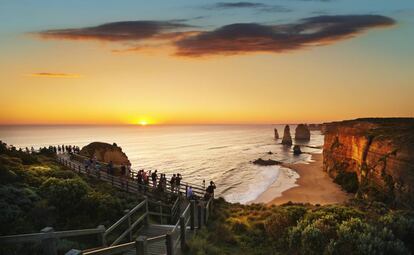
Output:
top-left (295, 124), bottom-right (311, 140)
top-left (80, 142), bottom-right (130, 166)
top-left (323, 118), bottom-right (414, 207)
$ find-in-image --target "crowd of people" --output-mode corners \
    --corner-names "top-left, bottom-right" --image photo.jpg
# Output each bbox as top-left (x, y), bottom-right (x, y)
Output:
top-left (16, 143), bottom-right (217, 201)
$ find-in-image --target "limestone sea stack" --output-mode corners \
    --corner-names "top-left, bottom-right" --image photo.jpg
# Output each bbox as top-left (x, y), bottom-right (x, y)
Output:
top-left (80, 142), bottom-right (130, 166)
top-left (282, 125), bottom-right (293, 146)
top-left (293, 145), bottom-right (302, 155)
top-left (323, 118), bottom-right (414, 207)
top-left (274, 128), bottom-right (279, 139)
top-left (295, 124), bottom-right (311, 140)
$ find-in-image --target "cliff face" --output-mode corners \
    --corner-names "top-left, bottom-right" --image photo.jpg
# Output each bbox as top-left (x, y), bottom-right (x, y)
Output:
top-left (295, 124), bottom-right (311, 140)
top-left (323, 118), bottom-right (414, 207)
top-left (80, 142), bottom-right (130, 166)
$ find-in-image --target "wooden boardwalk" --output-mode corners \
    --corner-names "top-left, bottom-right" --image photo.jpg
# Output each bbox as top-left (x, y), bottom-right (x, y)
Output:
top-left (0, 153), bottom-right (214, 255)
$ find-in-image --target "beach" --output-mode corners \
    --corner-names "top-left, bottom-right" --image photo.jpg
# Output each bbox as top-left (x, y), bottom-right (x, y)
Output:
top-left (253, 153), bottom-right (350, 205)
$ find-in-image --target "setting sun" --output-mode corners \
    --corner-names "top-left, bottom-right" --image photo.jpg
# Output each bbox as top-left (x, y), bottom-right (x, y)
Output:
top-left (138, 120), bottom-right (148, 126)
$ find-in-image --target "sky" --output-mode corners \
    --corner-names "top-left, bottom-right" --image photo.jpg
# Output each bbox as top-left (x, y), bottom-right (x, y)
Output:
top-left (0, 0), bottom-right (413, 125)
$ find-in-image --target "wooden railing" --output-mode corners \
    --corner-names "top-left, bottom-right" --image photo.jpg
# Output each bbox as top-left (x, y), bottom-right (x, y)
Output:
top-left (0, 226), bottom-right (106, 255)
top-left (103, 199), bottom-right (148, 246)
top-left (61, 153), bottom-right (207, 197)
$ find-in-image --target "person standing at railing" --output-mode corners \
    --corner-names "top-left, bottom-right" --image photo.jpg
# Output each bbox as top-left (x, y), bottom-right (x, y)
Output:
top-left (120, 164), bottom-right (127, 187)
top-left (205, 181), bottom-right (216, 199)
top-left (170, 174), bottom-right (176, 193)
top-left (107, 161), bottom-right (114, 175)
top-left (175, 173), bottom-right (182, 194)
top-left (31, 146), bottom-right (35, 154)
top-left (187, 186), bottom-right (194, 199)
top-left (84, 158), bottom-right (90, 174)
top-left (152, 170), bottom-right (158, 189)
top-left (137, 170), bottom-right (143, 191)
top-left (95, 162), bottom-right (101, 178)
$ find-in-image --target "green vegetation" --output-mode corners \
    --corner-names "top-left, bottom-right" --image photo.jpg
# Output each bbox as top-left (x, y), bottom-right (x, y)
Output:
top-left (333, 171), bottom-right (359, 193)
top-left (187, 198), bottom-right (414, 255)
top-left (0, 142), bottom-right (137, 236)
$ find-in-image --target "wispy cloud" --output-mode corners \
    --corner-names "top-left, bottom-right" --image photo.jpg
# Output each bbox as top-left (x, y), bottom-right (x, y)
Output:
top-left (27, 72), bottom-right (81, 78)
top-left (175, 15), bottom-right (395, 57)
top-left (34, 20), bottom-right (194, 42)
top-left (32, 15), bottom-right (395, 58)
top-left (203, 2), bottom-right (291, 13)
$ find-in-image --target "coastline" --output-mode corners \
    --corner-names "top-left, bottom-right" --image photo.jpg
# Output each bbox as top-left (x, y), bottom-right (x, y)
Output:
top-left (253, 153), bottom-right (350, 205)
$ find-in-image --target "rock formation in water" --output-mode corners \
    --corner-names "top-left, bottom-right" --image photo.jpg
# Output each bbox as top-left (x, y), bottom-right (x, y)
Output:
top-left (253, 158), bottom-right (281, 166)
top-left (80, 142), bottom-right (130, 166)
top-left (295, 124), bottom-right (311, 140)
top-left (323, 118), bottom-right (414, 207)
top-left (274, 128), bottom-right (279, 139)
top-left (281, 125), bottom-right (293, 146)
top-left (293, 145), bottom-right (302, 155)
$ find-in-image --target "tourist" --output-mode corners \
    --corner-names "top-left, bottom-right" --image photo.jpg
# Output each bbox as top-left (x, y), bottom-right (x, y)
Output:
top-left (120, 164), bottom-right (127, 188)
top-left (170, 174), bottom-right (176, 193)
top-left (137, 170), bottom-right (143, 191)
top-left (175, 173), bottom-right (182, 193)
top-left (206, 181), bottom-right (216, 199)
top-left (84, 159), bottom-right (90, 174)
top-left (187, 186), bottom-right (194, 200)
top-left (31, 147), bottom-right (35, 154)
top-left (107, 161), bottom-right (114, 175)
top-left (126, 165), bottom-right (131, 179)
top-left (95, 162), bottom-right (101, 178)
top-left (152, 170), bottom-right (158, 188)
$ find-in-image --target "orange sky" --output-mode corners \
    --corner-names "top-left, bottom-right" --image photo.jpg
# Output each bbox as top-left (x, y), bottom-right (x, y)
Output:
top-left (0, 1), bottom-right (413, 125)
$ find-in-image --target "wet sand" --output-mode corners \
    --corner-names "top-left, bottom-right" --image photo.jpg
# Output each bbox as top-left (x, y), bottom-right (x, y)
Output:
top-left (254, 153), bottom-right (350, 205)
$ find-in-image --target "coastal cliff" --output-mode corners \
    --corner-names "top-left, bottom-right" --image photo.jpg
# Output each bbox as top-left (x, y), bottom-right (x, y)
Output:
top-left (323, 118), bottom-right (414, 207)
top-left (80, 142), bottom-right (130, 166)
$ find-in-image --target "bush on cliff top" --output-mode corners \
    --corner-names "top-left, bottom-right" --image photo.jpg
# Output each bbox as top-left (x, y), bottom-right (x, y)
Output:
top-left (186, 198), bottom-right (414, 255)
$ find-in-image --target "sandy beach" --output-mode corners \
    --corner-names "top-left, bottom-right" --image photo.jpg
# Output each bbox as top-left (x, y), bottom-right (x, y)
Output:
top-left (253, 153), bottom-right (350, 205)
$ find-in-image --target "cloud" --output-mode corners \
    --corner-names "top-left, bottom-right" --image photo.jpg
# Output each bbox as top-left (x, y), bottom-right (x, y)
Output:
top-left (204, 2), bottom-right (291, 13)
top-left (33, 15), bottom-right (395, 58)
top-left (35, 20), bottom-right (194, 41)
top-left (28, 73), bottom-right (81, 78)
top-left (174, 15), bottom-right (395, 57)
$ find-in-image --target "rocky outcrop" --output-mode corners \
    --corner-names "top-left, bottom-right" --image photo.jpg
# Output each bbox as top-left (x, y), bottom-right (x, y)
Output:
top-left (323, 118), bottom-right (414, 207)
top-left (253, 158), bottom-right (281, 166)
top-left (274, 128), bottom-right (279, 139)
top-left (293, 145), bottom-right (302, 155)
top-left (282, 125), bottom-right (293, 146)
top-left (80, 142), bottom-right (130, 166)
top-left (295, 124), bottom-right (311, 140)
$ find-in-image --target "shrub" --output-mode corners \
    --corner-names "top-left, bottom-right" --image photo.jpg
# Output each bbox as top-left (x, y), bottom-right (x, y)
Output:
top-left (334, 171), bottom-right (359, 193)
top-left (40, 177), bottom-right (90, 213)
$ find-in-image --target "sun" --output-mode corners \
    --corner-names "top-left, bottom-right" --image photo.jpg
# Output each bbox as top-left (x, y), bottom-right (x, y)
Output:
top-left (139, 120), bottom-right (148, 126)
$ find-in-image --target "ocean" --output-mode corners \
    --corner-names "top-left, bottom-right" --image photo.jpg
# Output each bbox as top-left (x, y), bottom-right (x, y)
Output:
top-left (0, 125), bottom-right (323, 204)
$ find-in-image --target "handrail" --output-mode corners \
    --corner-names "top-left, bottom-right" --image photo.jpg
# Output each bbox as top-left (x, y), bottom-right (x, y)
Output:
top-left (0, 227), bottom-right (105, 243)
top-left (64, 153), bottom-right (206, 192)
top-left (104, 199), bottom-right (147, 246)
top-left (83, 241), bottom-right (135, 255)
top-left (104, 199), bottom-right (146, 235)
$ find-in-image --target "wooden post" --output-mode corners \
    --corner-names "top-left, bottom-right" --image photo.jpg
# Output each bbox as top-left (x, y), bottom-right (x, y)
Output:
top-left (180, 216), bottom-right (186, 251)
top-left (197, 204), bottom-right (202, 229)
top-left (166, 233), bottom-right (174, 255)
top-left (125, 210), bottom-right (132, 241)
top-left (97, 225), bottom-right (106, 247)
top-left (159, 202), bottom-right (163, 224)
top-left (126, 180), bottom-right (129, 192)
top-left (41, 227), bottom-right (57, 255)
top-left (204, 207), bottom-right (208, 225)
top-left (78, 165), bottom-right (81, 174)
top-left (135, 236), bottom-right (147, 255)
top-left (144, 196), bottom-right (149, 225)
top-left (190, 200), bottom-right (195, 230)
